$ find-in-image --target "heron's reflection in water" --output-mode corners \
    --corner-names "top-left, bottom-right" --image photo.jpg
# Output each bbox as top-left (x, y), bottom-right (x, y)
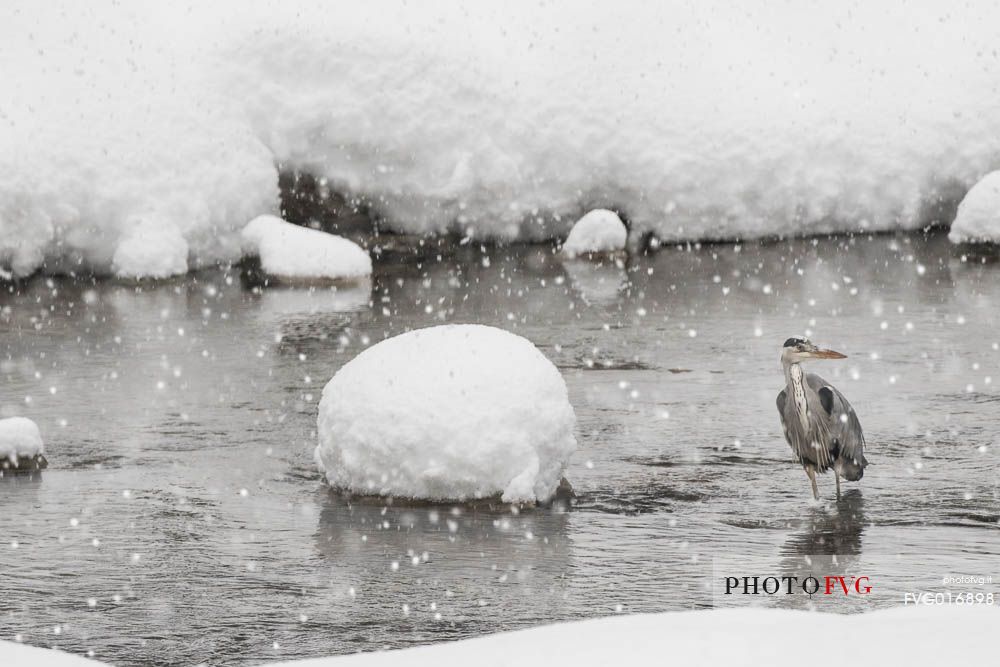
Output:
top-left (774, 491), bottom-right (869, 610)
top-left (783, 490), bottom-right (866, 556)
top-left (313, 492), bottom-right (573, 644)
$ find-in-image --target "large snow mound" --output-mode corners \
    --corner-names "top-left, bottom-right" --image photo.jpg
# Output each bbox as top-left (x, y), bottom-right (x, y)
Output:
top-left (948, 171), bottom-right (1000, 244)
top-left (241, 215), bottom-right (372, 282)
top-left (4, 1), bottom-right (1000, 278)
top-left (265, 606), bottom-right (997, 667)
top-left (0, 417), bottom-right (44, 462)
top-left (315, 324), bottom-right (577, 503)
top-left (561, 209), bottom-right (627, 258)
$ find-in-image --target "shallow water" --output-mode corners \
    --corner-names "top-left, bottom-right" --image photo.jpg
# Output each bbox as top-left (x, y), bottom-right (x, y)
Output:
top-left (1, 232), bottom-right (998, 666)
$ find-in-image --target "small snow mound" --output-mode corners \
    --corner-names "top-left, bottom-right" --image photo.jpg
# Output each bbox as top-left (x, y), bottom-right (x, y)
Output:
top-left (0, 417), bottom-right (46, 472)
top-left (948, 172), bottom-right (1000, 244)
top-left (315, 324), bottom-right (577, 503)
top-left (113, 217), bottom-right (189, 279)
top-left (561, 209), bottom-right (627, 258)
top-left (241, 215), bottom-right (372, 282)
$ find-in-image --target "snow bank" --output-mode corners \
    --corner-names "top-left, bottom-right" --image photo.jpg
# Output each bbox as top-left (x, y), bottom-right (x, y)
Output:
top-left (0, 416), bottom-right (46, 472)
top-left (4, 1), bottom-right (1000, 278)
top-left (0, 14), bottom-right (277, 280)
top-left (315, 325), bottom-right (576, 503)
top-left (560, 209), bottom-right (627, 258)
top-left (0, 642), bottom-right (102, 666)
top-left (267, 606), bottom-right (996, 667)
top-left (948, 171), bottom-right (1000, 244)
top-left (241, 215), bottom-right (371, 282)
top-left (0, 606), bottom-right (996, 666)
top-left (112, 216), bottom-right (190, 279)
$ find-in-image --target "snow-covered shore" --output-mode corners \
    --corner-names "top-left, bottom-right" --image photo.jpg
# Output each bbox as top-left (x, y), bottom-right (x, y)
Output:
top-left (3, 606), bottom-right (995, 666)
top-left (0, 641), bottom-right (100, 666)
top-left (3, 1), bottom-right (1000, 278)
top-left (268, 606), bottom-right (998, 666)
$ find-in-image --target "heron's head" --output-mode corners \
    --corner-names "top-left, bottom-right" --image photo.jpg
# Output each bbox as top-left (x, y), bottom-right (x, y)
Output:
top-left (781, 336), bottom-right (847, 363)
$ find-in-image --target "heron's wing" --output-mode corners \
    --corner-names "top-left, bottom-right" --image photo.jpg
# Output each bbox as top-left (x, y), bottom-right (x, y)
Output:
top-left (805, 373), bottom-right (867, 467)
top-left (776, 387), bottom-right (816, 465)
top-left (776, 388), bottom-right (790, 443)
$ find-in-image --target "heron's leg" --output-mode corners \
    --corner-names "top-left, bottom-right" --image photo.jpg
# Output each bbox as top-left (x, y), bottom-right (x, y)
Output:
top-left (805, 466), bottom-right (819, 500)
top-left (835, 472), bottom-right (841, 500)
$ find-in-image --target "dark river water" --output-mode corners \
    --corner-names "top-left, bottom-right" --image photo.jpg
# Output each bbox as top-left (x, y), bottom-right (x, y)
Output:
top-left (1, 232), bottom-right (998, 666)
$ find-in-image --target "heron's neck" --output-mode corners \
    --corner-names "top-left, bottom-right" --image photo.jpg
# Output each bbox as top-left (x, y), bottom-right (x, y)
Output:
top-left (783, 359), bottom-right (810, 431)
top-left (783, 359), bottom-right (804, 390)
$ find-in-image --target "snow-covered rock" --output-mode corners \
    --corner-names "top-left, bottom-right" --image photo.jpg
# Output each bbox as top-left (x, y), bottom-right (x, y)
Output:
top-left (4, 2), bottom-right (1000, 278)
top-left (315, 324), bottom-right (576, 503)
top-left (560, 209), bottom-right (627, 258)
top-left (0, 417), bottom-right (47, 473)
top-left (241, 215), bottom-right (371, 283)
top-left (948, 171), bottom-right (1000, 244)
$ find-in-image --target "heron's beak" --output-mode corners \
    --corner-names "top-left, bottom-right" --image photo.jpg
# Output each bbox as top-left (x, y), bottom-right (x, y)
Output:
top-left (811, 348), bottom-right (847, 359)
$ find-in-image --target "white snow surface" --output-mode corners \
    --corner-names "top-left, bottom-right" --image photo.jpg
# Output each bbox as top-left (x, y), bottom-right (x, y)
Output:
top-left (4, 1), bottom-right (1000, 277)
top-left (266, 606), bottom-right (997, 667)
top-left (0, 606), bottom-right (996, 666)
top-left (0, 416), bottom-right (44, 463)
top-left (112, 216), bottom-right (190, 279)
top-left (0, 641), bottom-right (101, 666)
top-left (315, 324), bottom-right (576, 502)
top-left (241, 215), bottom-right (371, 282)
top-left (948, 171), bottom-right (1000, 243)
top-left (560, 209), bottom-right (627, 257)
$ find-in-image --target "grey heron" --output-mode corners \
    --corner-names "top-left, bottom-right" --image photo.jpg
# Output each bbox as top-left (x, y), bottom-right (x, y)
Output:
top-left (776, 337), bottom-right (868, 500)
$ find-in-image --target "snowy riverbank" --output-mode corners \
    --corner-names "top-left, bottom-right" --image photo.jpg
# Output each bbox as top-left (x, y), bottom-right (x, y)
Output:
top-left (268, 606), bottom-right (999, 667)
top-left (4, 606), bottom-right (996, 666)
top-left (4, 1), bottom-right (1000, 278)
